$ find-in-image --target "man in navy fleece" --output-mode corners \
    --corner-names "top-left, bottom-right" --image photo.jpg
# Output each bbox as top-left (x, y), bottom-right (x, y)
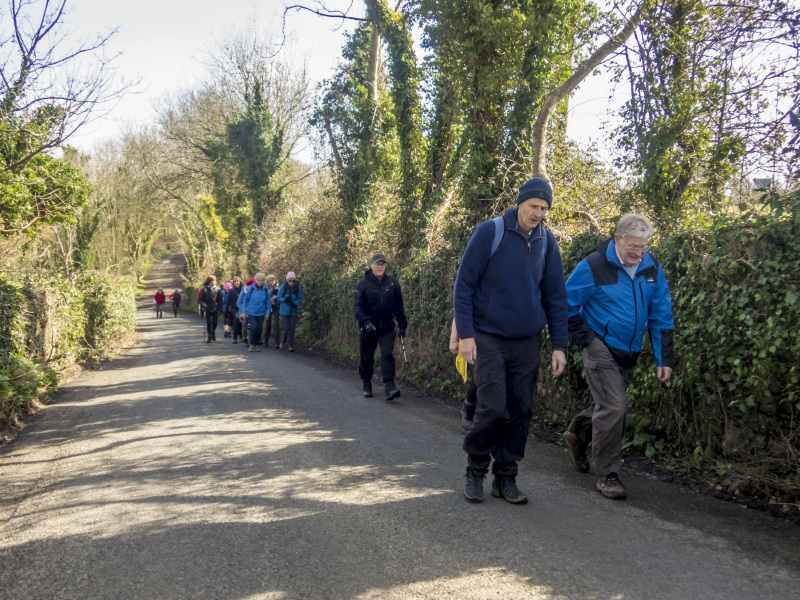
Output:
top-left (453, 176), bottom-right (568, 504)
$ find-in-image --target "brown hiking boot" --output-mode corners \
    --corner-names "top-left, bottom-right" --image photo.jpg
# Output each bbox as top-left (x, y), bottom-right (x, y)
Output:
top-left (597, 473), bottom-right (627, 499)
top-left (563, 431), bottom-right (590, 473)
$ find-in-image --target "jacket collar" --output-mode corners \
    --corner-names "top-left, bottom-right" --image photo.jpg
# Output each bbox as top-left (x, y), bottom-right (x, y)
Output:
top-left (504, 206), bottom-right (544, 238)
top-left (601, 238), bottom-right (654, 273)
top-left (365, 269), bottom-right (387, 285)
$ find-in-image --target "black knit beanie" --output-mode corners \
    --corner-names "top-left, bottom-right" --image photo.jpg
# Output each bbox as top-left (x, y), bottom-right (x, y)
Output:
top-left (516, 177), bottom-right (553, 207)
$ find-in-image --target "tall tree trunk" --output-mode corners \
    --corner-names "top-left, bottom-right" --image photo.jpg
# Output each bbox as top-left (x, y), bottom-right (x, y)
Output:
top-left (530, 1), bottom-right (647, 180)
top-left (365, 22), bottom-right (380, 166)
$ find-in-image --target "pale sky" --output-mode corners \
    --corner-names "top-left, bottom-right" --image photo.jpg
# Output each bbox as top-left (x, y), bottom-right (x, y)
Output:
top-left (64, 0), bottom-right (620, 161)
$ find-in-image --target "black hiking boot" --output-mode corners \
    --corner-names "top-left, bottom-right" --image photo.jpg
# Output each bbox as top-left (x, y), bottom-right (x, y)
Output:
top-left (464, 467), bottom-right (486, 503)
top-left (363, 382), bottom-right (373, 398)
top-left (491, 476), bottom-right (528, 504)
top-left (461, 400), bottom-right (476, 431)
top-left (384, 381), bottom-right (400, 401)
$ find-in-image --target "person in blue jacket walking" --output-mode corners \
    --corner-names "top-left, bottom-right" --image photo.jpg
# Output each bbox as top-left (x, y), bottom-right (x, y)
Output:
top-left (453, 176), bottom-right (568, 505)
top-left (278, 271), bottom-right (302, 352)
top-left (562, 213), bottom-right (674, 500)
top-left (240, 273), bottom-right (270, 353)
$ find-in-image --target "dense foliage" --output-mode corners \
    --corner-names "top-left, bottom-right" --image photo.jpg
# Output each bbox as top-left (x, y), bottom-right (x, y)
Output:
top-left (0, 271), bottom-right (137, 430)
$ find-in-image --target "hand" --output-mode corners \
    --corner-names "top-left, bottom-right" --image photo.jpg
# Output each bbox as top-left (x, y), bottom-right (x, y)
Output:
top-left (364, 321), bottom-right (377, 335)
top-left (241, 313), bottom-right (247, 319)
top-left (657, 366), bottom-right (673, 381)
top-left (449, 339), bottom-right (459, 355)
top-left (551, 350), bottom-right (566, 378)
top-left (459, 337), bottom-right (477, 365)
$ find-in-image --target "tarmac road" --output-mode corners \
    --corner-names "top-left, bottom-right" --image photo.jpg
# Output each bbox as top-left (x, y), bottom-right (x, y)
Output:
top-left (1, 255), bottom-right (799, 600)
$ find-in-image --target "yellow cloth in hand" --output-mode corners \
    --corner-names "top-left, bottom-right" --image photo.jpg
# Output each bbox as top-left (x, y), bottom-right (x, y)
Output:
top-left (455, 341), bottom-right (468, 383)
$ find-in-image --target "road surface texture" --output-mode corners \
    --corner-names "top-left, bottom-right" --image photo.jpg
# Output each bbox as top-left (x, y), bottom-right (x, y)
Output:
top-left (1, 255), bottom-right (799, 600)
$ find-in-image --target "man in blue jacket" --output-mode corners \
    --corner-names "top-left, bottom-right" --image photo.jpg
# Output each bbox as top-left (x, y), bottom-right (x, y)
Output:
top-left (562, 213), bottom-right (674, 500)
top-left (453, 176), bottom-right (568, 504)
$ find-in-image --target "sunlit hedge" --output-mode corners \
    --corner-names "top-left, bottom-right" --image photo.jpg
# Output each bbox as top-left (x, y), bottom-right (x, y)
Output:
top-left (82, 275), bottom-right (137, 356)
top-left (0, 273), bottom-right (137, 429)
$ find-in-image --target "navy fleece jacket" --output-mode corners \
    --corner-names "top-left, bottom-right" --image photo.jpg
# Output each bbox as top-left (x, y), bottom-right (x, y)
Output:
top-left (453, 207), bottom-right (568, 349)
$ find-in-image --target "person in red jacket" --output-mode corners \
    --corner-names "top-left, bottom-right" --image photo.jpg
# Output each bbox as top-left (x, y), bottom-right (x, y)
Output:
top-left (154, 288), bottom-right (166, 318)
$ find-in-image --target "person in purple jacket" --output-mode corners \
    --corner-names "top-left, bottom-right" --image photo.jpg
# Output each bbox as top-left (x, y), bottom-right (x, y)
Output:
top-left (453, 176), bottom-right (568, 505)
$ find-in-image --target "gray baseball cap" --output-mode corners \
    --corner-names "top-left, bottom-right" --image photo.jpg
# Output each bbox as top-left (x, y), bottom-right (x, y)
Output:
top-left (370, 253), bottom-right (387, 264)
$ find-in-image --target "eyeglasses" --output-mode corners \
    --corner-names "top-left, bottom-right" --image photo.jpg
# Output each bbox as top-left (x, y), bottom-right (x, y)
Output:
top-left (620, 238), bottom-right (649, 253)
top-left (287, 278), bottom-right (296, 282)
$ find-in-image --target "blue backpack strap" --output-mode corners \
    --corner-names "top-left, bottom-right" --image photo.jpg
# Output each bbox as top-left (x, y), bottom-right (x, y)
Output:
top-left (542, 226), bottom-right (548, 257)
top-left (489, 215), bottom-right (505, 258)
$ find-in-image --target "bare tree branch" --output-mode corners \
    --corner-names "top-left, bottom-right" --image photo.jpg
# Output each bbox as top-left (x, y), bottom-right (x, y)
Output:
top-left (531, 0), bottom-right (648, 180)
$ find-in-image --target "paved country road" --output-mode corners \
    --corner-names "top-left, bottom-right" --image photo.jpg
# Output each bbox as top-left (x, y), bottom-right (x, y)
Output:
top-left (1, 256), bottom-right (799, 600)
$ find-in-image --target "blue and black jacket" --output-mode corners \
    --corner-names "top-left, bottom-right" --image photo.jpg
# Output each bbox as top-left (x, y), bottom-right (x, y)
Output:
top-left (566, 238), bottom-right (674, 368)
top-left (453, 206), bottom-right (568, 348)
top-left (241, 283), bottom-right (270, 317)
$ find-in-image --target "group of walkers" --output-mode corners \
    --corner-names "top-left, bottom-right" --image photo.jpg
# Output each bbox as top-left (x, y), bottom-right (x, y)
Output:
top-left (198, 272), bottom-right (302, 353)
top-left (452, 176), bottom-right (674, 505)
top-left (153, 288), bottom-right (183, 318)
top-left (339, 176), bottom-right (674, 507)
top-left (153, 176), bottom-right (675, 506)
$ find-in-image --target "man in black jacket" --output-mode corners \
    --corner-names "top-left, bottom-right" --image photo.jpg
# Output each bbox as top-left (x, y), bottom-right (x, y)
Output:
top-left (353, 254), bottom-right (408, 400)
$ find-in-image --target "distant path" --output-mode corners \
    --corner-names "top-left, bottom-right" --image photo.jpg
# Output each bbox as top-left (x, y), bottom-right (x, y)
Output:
top-left (1, 254), bottom-right (799, 599)
top-left (137, 252), bottom-right (187, 311)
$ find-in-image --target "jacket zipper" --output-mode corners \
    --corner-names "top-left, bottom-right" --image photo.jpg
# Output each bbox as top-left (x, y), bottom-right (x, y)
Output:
top-left (510, 224), bottom-right (542, 257)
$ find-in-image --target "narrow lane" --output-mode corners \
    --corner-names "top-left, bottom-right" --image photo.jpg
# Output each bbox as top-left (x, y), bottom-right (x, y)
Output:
top-left (1, 256), bottom-right (798, 599)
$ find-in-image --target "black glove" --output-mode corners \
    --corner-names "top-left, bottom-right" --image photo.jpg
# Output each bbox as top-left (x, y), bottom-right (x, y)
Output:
top-left (363, 321), bottom-right (377, 335)
top-left (399, 326), bottom-right (407, 338)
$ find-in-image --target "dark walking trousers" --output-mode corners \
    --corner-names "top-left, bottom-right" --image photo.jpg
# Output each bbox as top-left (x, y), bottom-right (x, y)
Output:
top-left (566, 337), bottom-right (635, 476)
top-left (281, 314), bottom-right (298, 347)
top-left (230, 312), bottom-right (242, 339)
top-left (205, 311), bottom-right (218, 338)
top-left (359, 327), bottom-right (396, 383)
top-left (248, 315), bottom-right (265, 346)
top-left (463, 330), bottom-right (542, 478)
top-left (263, 310), bottom-right (280, 346)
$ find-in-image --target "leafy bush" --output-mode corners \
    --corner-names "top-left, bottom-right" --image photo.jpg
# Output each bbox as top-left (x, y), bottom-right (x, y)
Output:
top-left (0, 356), bottom-right (46, 428)
top-left (0, 275), bottom-right (25, 359)
top-left (0, 271), bottom-right (136, 432)
top-left (20, 276), bottom-right (86, 370)
top-left (82, 275), bottom-right (137, 356)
